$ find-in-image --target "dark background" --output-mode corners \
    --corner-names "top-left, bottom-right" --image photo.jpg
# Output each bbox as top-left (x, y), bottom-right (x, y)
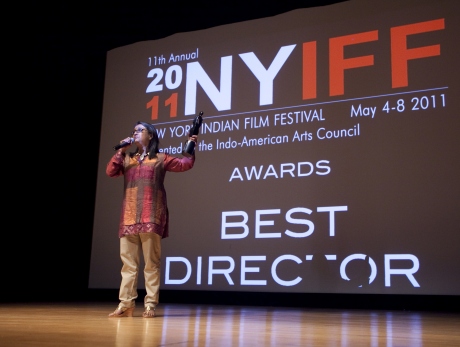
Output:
top-left (18, 1), bottom-right (458, 312)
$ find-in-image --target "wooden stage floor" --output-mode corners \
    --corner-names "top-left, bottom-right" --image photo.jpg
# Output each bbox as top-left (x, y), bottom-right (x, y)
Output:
top-left (1, 302), bottom-right (459, 346)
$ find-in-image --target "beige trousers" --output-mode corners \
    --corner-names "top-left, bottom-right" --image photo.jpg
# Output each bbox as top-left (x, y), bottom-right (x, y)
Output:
top-left (118, 232), bottom-right (161, 309)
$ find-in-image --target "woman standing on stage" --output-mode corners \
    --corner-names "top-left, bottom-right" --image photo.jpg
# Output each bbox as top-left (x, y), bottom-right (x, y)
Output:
top-left (106, 121), bottom-right (197, 318)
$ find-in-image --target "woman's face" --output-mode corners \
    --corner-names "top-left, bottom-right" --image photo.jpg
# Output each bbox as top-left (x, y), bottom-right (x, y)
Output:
top-left (132, 124), bottom-right (151, 147)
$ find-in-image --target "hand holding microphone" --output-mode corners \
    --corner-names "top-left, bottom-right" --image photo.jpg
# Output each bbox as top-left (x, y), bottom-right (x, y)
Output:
top-left (113, 137), bottom-right (134, 151)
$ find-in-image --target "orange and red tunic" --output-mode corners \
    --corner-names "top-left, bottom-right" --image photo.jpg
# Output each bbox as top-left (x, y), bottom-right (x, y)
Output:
top-left (106, 151), bottom-right (195, 238)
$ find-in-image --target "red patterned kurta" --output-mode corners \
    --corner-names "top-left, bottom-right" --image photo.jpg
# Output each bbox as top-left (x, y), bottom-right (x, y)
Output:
top-left (106, 152), bottom-right (195, 238)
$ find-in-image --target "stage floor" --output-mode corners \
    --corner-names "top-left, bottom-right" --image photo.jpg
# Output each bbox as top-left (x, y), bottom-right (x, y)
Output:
top-left (1, 302), bottom-right (459, 346)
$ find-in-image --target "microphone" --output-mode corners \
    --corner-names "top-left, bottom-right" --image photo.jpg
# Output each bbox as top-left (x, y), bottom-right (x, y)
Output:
top-left (113, 137), bottom-right (134, 150)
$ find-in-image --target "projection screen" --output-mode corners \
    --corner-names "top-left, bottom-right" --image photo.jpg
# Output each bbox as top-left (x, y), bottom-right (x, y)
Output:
top-left (89, 0), bottom-right (460, 295)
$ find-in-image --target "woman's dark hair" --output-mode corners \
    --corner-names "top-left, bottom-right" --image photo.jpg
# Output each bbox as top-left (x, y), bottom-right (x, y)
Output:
top-left (130, 121), bottom-right (160, 159)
